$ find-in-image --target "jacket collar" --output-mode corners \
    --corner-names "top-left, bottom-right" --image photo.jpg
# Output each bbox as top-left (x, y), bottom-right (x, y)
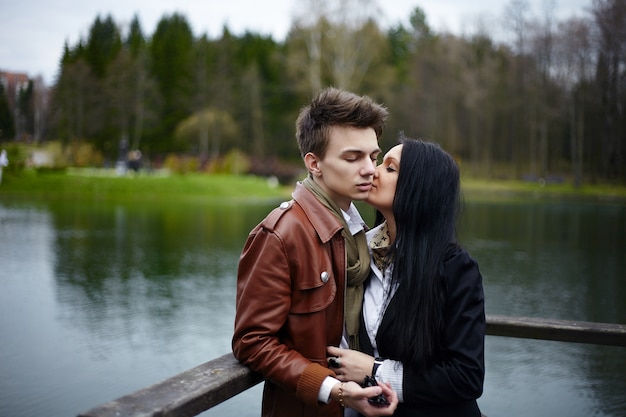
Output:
top-left (292, 182), bottom-right (344, 244)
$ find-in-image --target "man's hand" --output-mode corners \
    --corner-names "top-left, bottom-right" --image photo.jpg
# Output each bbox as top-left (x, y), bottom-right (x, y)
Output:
top-left (327, 345), bottom-right (374, 383)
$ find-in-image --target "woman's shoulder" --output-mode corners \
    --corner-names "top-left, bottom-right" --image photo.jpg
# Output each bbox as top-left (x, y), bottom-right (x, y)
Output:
top-left (443, 242), bottom-right (463, 262)
top-left (442, 243), bottom-right (481, 277)
top-left (444, 241), bottom-right (477, 259)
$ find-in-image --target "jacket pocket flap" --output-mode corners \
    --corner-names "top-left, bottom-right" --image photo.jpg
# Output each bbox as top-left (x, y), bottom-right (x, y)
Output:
top-left (290, 270), bottom-right (336, 313)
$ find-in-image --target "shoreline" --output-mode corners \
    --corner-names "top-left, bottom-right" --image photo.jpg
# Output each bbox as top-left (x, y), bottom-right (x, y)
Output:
top-left (1, 169), bottom-right (625, 204)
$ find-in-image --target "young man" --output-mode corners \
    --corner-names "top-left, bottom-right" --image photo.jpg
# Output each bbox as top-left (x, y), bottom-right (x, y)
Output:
top-left (232, 88), bottom-right (397, 417)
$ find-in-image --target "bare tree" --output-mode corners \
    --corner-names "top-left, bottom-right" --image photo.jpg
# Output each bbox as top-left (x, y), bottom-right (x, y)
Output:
top-left (529, 0), bottom-right (557, 179)
top-left (174, 108), bottom-right (238, 158)
top-left (592, 0), bottom-right (626, 180)
top-left (130, 48), bottom-right (160, 152)
top-left (290, 0), bottom-right (384, 92)
top-left (555, 17), bottom-right (593, 187)
top-left (503, 0), bottom-right (531, 178)
top-left (324, 0), bottom-right (383, 90)
top-left (462, 34), bottom-right (499, 178)
top-left (32, 76), bottom-right (49, 143)
top-left (243, 64), bottom-right (265, 158)
top-left (290, 0), bottom-right (328, 95)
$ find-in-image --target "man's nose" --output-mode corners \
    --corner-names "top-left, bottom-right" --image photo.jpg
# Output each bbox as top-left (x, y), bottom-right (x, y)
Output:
top-left (363, 161), bottom-right (376, 176)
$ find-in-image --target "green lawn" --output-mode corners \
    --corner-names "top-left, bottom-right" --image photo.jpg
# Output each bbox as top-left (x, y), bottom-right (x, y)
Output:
top-left (1, 168), bottom-right (625, 204)
top-left (461, 177), bottom-right (626, 202)
top-left (0, 168), bottom-right (292, 203)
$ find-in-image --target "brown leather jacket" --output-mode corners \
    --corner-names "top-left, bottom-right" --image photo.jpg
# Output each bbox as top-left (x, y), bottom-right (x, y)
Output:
top-left (232, 183), bottom-right (346, 417)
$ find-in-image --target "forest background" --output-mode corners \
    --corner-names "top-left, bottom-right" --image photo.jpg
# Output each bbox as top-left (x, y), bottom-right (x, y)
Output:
top-left (0, 0), bottom-right (624, 186)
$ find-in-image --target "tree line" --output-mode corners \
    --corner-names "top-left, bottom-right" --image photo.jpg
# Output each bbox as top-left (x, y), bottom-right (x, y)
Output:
top-left (1, 0), bottom-right (624, 184)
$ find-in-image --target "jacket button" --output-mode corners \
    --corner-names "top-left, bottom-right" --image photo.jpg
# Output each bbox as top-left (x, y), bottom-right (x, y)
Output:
top-left (279, 201), bottom-right (290, 209)
top-left (320, 271), bottom-right (329, 283)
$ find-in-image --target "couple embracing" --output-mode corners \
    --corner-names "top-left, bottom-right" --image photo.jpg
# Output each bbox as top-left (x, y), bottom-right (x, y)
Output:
top-left (232, 87), bottom-right (485, 417)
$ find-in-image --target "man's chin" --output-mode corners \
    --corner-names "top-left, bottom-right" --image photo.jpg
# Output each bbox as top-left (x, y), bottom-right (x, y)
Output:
top-left (352, 191), bottom-right (370, 201)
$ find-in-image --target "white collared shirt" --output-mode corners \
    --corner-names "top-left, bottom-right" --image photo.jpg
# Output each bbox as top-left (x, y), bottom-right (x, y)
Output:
top-left (320, 221), bottom-right (405, 405)
top-left (342, 202), bottom-right (367, 235)
top-left (363, 222), bottom-right (404, 401)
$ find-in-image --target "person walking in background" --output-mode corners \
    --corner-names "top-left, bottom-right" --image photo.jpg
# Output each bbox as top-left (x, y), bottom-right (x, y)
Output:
top-left (232, 87), bottom-right (398, 417)
top-left (0, 149), bottom-right (8, 185)
top-left (328, 136), bottom-right (486, 417)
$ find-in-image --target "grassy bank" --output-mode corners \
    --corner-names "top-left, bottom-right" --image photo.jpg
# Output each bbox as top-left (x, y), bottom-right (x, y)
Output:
top-left (1, 168), bottom-right (626, 203)
top-left (461, 177), bottom-right (626, 203)
top-left (0, 168), bottom-right (292, 203)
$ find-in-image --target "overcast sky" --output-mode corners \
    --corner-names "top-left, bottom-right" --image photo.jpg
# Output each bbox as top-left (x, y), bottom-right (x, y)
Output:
top-left (1, 0), bottom-right (591, 86)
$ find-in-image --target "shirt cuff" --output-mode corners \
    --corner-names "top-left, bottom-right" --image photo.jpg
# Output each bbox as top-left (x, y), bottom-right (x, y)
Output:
top-left (378, 359), bottom-right (404, 402)
top-left (319, 376), bottom-right (341, 403)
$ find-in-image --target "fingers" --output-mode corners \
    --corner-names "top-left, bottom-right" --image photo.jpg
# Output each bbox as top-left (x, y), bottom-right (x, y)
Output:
top-left (326, 345), bottom-right (343, 356)
top-left (327, 355), bottom-right (347, 381)
top-left (361, 385), bottom-right (383, 398)
top-left (344, 382), bottom-right (398, 417)
top-left (326, 346), bottom-right (342, 370)
top-left (329, 350), bottom-right (374, 382)
top-left (328, 356), bottom-right (342, 368)
top-left (375, 382), bottom-right (397, 401)
top-left (378, 383), bottom-right (399, 412)
top-left (363, 385), bottom-right (398, 416)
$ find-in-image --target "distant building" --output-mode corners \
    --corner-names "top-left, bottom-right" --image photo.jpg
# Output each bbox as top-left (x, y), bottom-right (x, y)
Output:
top-left (0, 70), bottom-right (30, 111)
top-left (0, 70), bottom-right (49, 142)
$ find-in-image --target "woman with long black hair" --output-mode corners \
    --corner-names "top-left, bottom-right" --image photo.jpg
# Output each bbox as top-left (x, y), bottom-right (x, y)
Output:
top-left (328, 136), bottom-right (485, 417)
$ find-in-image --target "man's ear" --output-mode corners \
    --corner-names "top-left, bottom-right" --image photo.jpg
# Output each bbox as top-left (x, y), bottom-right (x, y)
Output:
top-left (304, 152), bottom-right (322, 177)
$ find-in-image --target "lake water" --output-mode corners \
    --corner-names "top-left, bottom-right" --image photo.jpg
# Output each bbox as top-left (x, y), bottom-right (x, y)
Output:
top-left (0, 195), bottom-right (624, 417)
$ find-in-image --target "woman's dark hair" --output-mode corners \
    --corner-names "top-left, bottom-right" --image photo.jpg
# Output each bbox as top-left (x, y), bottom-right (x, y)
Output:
top-left (382, 136), bottom-right (461, 370)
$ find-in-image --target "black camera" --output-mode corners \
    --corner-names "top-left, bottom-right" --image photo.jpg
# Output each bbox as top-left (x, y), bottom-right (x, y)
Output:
top-left (363, 375), bottom-right (390, 407)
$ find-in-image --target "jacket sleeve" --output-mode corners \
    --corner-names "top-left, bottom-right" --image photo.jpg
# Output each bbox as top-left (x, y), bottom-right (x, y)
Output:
top-left (231, 222), bottom-right (334, 405)
top-left (402, 248), bottom-right (486, 404)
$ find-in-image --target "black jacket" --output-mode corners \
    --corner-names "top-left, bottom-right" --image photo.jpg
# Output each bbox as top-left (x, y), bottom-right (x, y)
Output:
top-left (359, 245), bottom-right (485, 417)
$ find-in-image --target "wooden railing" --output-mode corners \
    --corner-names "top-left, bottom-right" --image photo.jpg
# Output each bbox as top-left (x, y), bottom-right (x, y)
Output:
top-left (78, 315), bottom-right (626, 417)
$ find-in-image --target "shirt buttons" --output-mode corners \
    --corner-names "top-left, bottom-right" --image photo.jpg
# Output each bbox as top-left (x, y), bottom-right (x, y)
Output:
top-left (320, 271), bottom-right (330, 283)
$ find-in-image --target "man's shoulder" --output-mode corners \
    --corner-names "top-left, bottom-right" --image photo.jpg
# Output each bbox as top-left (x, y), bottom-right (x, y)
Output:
top-left (261, 199), bottom-right (300, 231)
top-left (257, 184), bottom-right (344, 242)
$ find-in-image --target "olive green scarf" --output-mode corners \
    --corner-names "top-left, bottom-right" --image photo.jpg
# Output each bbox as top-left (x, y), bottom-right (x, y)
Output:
top-left (302, 176), bottom-right (370, 350)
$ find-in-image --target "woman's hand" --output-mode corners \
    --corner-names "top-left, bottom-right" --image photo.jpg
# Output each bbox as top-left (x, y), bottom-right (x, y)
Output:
top-left (327, 346), bottom-right (374, 383)
top-left (331, 380), bottom-right (398, 417)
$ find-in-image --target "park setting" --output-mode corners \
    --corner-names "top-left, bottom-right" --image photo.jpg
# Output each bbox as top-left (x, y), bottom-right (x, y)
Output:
top-left (1, 1), bottom-right (625, 417)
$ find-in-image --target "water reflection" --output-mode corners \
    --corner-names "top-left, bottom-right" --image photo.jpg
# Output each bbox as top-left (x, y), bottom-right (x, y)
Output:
top-left (0, 198), bottom-right (624, 417)
top-left (461, 200), bottom-right (626, 323)
top-left (51, 200), bottom-right (276, 362)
